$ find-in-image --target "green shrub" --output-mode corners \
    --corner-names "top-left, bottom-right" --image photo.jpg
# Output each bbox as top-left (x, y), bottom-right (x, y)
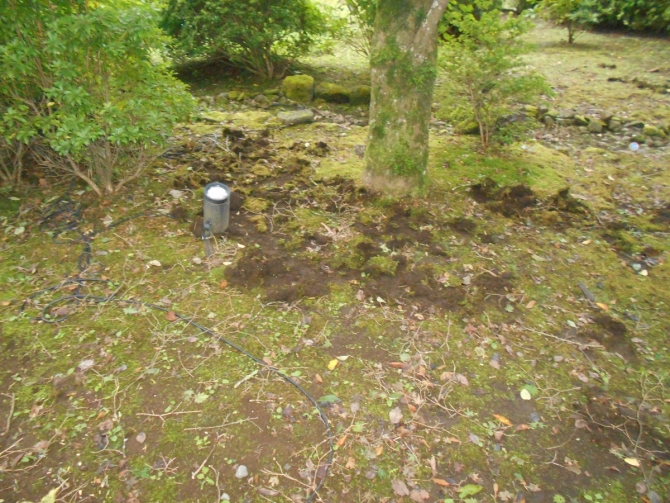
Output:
top-left (0, 2), bottom-right (195, 195)
top-left (538, 0), bottom-right (600, 43)
top-left (340, 0), bottom-right (377, 57)
top-left (592, 0), bottom-right (670, 33)
top-left (161, 0), bottom-right (327, 79)
top-left (439, 0), bottom-right (551, 149)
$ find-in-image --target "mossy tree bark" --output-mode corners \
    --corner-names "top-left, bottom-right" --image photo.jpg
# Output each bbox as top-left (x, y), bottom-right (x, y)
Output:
top-left (365, 0), bottom-right (449, 191)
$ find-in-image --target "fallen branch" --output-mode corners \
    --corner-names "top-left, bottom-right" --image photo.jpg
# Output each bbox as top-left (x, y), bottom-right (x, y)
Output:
top-left (1, 393), bottom-right (15, 436)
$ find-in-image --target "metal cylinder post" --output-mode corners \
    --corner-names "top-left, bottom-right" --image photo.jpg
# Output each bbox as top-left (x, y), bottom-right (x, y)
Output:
top-left (203, 182), bottom-right (230, 235)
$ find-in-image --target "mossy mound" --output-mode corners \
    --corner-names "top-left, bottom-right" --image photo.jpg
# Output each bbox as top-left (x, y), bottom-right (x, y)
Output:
top-left (349, 85), bottom-right (371, 105)
top-left (315, 82), bottom-right (350, 103)
top-left (455, 119), bottom-right (480, 135)
top-left (281, 74), bottom-right (315, 103)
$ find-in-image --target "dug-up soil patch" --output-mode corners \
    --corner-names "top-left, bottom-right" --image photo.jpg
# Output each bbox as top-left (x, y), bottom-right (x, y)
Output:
top-left (471, 178), bottom-right (592, 223)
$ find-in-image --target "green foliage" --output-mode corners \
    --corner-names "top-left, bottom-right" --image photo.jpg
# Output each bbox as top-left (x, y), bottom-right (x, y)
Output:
top-left (539, 0), bottom-right (670, 35)
top-left (591, 0), bottom-right (670, 32)
top-left (538, 0), bottom-right (600, 43)
top-left (0, 1), bottom-right (194, 194)
top-left (161, 0), bottom-right (327, 79)
top-left (439, 1), bottom-right (551, 149)
top-left (341, 0), bottom-right (377, 57)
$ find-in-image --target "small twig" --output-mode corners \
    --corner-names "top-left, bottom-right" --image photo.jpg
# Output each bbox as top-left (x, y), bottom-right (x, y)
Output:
top-left (2, 393), bottom-right (15, 436)
top-left (184, 417), bottom-right (260, 432)
top-left (524, 327), bottom-right (603, 349)
top-left (137, 409), bottom-right (201, 425)
top-left (191, 434), bottom-right (222, 479)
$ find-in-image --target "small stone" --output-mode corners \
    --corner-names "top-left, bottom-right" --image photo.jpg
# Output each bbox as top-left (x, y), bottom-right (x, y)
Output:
top-left (558, 109), bottom-right (575, 119)
top-left (543, 115), bottom-right (555, 127)
top-left (587, 120), bottom-right (603, 133)
top-left (635, 481), bottom-right (647, 494)
top-left (648, 491), bottom-right (661, 503)
top-left (235, 465), bottom-right (249, 478)
top-left (626, 120), bottom-right (645, 129)
top-left (192, 257), bottom-right (202, 265)
top-left (77, 359), bottom-right (95, 372)
top-left (600, 110), bottom-right (614, 123)
top-left (538, 104), bottom-right (549, 115)
top-left (608, 120), bottom-right (622, 131)
top-left (277, 109), bottom-right (314, 126)
top-left (524, 104), bottom-right (538, 117)
top-left (573, 115), bottom-right (589, 126)
top-left (253, 94), bottom-right (271, 108)
top-left (643, 125), bottom-right (666, 138)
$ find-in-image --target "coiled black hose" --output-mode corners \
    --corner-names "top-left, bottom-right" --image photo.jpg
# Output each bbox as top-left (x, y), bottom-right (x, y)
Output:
top-left (22, 195), bottom-right (334, 502)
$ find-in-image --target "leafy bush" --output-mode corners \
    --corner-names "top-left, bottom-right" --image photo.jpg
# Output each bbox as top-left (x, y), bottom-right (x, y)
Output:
top-left (340, 0), bottom-right (377, 57)
top-left (538, 0), bottom-right (600, 43)
top-left (0, 2), bottom-right (194, 195)
top-left (161, 0), bottom-right (327, 79)
top-left (439, 0), bottom-right (551, 149)
top-left (592, 0), bottom-right (670, 33)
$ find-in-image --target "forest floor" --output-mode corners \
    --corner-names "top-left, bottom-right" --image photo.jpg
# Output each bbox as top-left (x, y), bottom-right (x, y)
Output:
top-left (1, 22), bottom-right (670, 503)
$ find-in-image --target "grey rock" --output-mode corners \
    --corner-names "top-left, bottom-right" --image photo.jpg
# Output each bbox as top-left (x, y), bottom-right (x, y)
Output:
top-left (277, 109), bottom-right (315, 126)
top-left (558, 109), bottom-right (575, 119)
top-left (557, 118), bottom-right (574, 126)
top-left (608, 120), bottom-right (622, 131)
top-left (626, 120), bottom-right (645, 129)
top-left (574, 115), bottom-right (589, 126)
top-left (235, 465), bottom-right (249, 478)
top-left (543, 116), bottom-right (556, 127)
top-left (600, 111), bottom-right (614, 123)
top-left (648, 491), bottom-right (661, 503)
top-left (253, 94), bottom-right (271, 108)
top-left (588, 120), bottom-right (603, 133)
top-left (538, 104), bottom-right (549, 115)
top-left (578, 281), bottom-right (596, 302)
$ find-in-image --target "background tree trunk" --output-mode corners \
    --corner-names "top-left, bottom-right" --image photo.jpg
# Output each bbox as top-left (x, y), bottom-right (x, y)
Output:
top-left (365, 0), bottom-right (449, 191)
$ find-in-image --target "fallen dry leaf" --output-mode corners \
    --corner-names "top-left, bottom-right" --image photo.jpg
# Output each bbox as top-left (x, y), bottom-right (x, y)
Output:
top-left (433, 478), bottom-right (450, 487)
top-left (165, 311), bottom-right (178, 322)
top-left (327, 359), bottom-right (338, 371)
top-left (494, 414), bottom-right (512, 426)
top-left (392, 479), bottom-right (410, 497)
top-left (389, 407), bottom-right (403, 425)
top-left (624, 457), bottom-right (641, 467)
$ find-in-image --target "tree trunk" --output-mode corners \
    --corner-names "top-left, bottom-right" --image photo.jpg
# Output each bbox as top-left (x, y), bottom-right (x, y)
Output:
top-left (365, 0), bottom-right (449, 191)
